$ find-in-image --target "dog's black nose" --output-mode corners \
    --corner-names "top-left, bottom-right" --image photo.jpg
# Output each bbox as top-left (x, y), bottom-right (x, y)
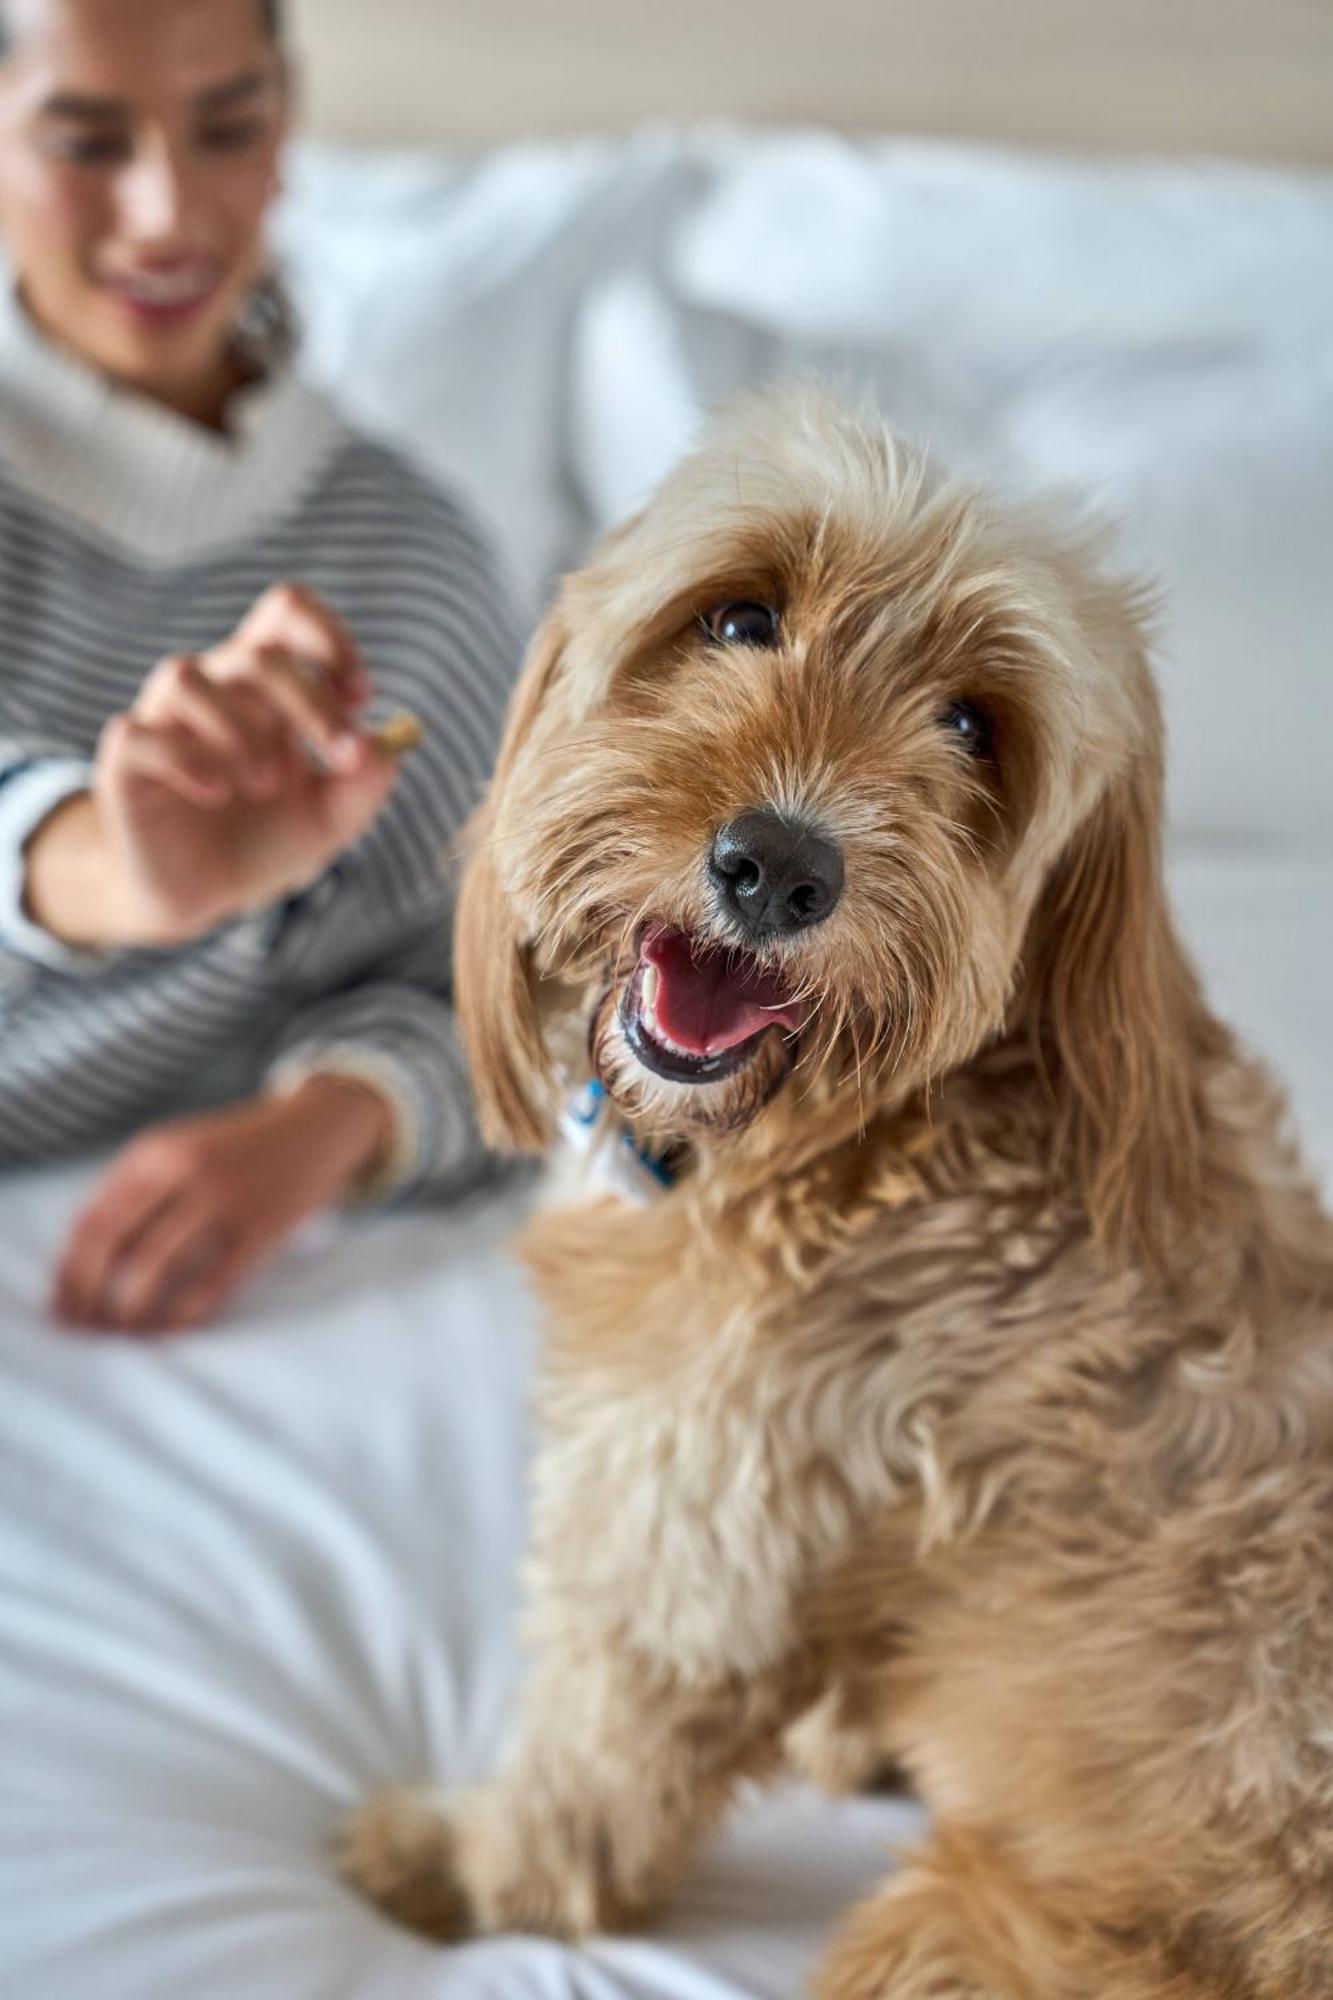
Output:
top-left (708, 808), bottom-right (844, 940)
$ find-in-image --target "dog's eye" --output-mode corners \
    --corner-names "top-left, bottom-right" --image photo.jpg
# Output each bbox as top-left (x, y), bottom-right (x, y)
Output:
top-left (940, 700), bottom-right (994, 760)
top-left (702, 602), bottom-right (781, 648)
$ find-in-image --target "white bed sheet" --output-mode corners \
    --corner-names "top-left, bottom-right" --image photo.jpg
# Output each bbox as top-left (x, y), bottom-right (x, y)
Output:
top-left (1, 855), bottom-right (1328, 1999)
top-left (0, 1173), bottom-right (913, 2000)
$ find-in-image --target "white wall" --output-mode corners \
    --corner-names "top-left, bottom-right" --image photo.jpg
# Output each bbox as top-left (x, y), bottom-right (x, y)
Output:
top-left (288, 0), bottom-right (1333, 162)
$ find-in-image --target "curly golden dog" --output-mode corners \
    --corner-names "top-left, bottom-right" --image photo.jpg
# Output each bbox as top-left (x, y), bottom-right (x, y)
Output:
top-left (342, 390), bottom-right (1333, 1999)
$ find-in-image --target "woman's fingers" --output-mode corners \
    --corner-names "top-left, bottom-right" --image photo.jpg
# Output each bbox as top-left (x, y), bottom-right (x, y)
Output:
top-left (139, 656), bottom-right (245, 754)
top-left (160, 1245), bottom-right (257, 1332)
top-left (209, 643), bottom-right (367, 772)
top-left (52, 1084), bottom-right (392, 1337)
top-left (102, 1205), bottom-right (231, 1330)
top-left (128, 591), bottom-right (379, 818)
top-left (56, 1155), bottom-right (249, 1332)
top-left (236, 582), bottom-right (371, 706)
top-left (310, 741), bottom-right (402, 852)
top-left (136, 656), bottom-right (291, 798)
top-left (100, 713), bottom-right (236, 806)
top-left (53, 1149), bottom-right (177, 1325)
top-left (139, 649), bottom-right (353, 799)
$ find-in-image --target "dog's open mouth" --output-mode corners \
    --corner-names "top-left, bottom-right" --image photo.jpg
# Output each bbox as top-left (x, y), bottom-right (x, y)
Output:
top-left (619, 926), bottom-right (808, 1084)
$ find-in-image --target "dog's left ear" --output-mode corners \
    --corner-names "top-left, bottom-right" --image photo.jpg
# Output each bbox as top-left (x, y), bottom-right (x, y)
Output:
top-left (454, 610), bottom-right (570, 1153)
top-left (1023, 715), bottom-right (1224, 1271)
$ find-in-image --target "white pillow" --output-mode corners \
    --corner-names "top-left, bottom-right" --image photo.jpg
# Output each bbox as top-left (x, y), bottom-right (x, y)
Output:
top-left (570, 135), bottom-right (1333, 843)
top-left (278, 136), bottom-right (683, 610)
top-left (1001, 349), bottom-right (1333, 843)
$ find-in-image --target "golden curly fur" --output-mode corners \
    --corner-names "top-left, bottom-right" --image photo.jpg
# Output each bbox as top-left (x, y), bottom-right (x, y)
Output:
top-left (342, 389), bottom-right (1333, 1999)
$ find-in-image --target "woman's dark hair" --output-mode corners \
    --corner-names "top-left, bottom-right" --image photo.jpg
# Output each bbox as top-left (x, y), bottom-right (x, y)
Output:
top-left (0, 1), bottom-right (285, 57)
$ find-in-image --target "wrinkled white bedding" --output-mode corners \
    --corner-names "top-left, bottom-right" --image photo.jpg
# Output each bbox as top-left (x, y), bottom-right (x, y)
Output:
top-left (0, 1173), bottom-right (914, 2000)
top-left (2, 129), bottom-right (1330, 1998)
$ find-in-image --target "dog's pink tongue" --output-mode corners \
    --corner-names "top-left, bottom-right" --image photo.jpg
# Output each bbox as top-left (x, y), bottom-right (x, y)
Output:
top-left (643, 929), bottom-right (805, 1056)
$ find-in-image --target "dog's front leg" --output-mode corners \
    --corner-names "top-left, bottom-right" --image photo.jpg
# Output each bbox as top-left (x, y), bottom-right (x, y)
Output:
top-left (339, 1627), bottom-right (810, 1942)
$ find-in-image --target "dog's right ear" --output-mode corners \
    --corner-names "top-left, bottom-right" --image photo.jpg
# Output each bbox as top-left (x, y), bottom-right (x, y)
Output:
top-left (454, 611), bottom-right (568, 1153)
top-left (1022, 722), bottom-right (1224, 1272)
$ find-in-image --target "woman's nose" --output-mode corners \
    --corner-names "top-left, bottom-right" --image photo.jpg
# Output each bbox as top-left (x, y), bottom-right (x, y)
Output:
top-left (114, 136), bottom-right (191, 244)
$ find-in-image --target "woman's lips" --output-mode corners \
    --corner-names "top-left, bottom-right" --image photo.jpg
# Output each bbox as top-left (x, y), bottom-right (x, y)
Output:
top-left (102, 264), bottom-right (223, 328)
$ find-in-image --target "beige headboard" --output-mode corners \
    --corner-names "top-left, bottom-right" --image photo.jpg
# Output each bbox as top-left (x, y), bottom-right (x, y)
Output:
top-left (289, 0), bottom-right (1333, 165)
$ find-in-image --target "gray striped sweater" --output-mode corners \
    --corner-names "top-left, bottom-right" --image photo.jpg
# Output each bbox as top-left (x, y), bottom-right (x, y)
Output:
top-left (0, 287), bottom-right (525, 1196)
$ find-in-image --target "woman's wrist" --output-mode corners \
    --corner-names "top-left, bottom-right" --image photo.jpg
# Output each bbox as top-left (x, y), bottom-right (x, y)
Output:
top-left (23, 784), bottom-right (252, 949)
top-left (270, 1071), bottom-right (397, 1196)
top-left (22, 791), bottom-right (139, 947)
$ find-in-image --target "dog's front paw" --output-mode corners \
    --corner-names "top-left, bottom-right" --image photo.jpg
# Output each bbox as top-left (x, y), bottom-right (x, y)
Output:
top-left (336, 1786), bottom-right (474, 1942)
top-left (786, 1689), bottom-right (906, 1798)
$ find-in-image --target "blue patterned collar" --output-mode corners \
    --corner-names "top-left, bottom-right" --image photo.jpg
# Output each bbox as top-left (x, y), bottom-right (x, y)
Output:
top-left (560, 1079), bottom-right (680, 1201)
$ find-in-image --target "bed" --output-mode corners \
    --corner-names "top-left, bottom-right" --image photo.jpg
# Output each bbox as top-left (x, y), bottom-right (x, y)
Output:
top-left (2, 114), bottom-right (1331, 2000)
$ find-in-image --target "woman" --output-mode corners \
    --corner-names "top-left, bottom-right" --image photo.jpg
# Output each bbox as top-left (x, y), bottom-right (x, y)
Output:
top-left (0, 0), bottom-right (524, 1330)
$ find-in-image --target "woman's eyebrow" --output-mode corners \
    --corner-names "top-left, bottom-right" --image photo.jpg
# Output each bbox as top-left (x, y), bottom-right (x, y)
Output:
top-left (36, 92), bottom-right (127, 123)
top-left (35, 71), bottom-right (272, 124)
top-left (193, 71), bottom-right (274, 114)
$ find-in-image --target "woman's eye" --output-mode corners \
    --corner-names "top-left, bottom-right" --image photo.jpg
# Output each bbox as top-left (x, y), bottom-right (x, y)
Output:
top-left (48, 133), bottom-right (129, 166)
top-left (702, 602), bottom-right (781, 648)
top-left (940, 699), bottom-right (994, 760)
top-left (197, 119), bottom-right (267, 154)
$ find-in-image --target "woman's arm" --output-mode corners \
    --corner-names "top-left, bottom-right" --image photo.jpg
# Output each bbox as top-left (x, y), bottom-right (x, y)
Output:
top-left (52, 891), bottom-right (483, 1332)
top-left (41, 492), bottom-right (525, 1329)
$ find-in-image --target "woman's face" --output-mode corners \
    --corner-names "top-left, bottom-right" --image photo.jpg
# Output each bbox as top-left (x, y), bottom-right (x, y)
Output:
top-left (0, 0), bottom-right (288, 406)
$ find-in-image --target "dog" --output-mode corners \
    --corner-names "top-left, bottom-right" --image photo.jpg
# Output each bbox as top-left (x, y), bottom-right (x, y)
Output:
top-left (341, 389), bottom-right (1333, 1999)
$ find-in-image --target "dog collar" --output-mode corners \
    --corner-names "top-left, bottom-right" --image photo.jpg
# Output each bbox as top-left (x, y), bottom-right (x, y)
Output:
top-left (560, 1079), bottom-right (679, 1203)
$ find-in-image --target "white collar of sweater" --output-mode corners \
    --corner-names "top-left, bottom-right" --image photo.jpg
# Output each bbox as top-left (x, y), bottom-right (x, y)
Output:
top-left (0, 283), bottom-right (350, 566)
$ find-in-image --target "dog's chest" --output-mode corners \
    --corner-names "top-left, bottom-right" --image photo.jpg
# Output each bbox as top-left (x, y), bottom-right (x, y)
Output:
top-left (523, 1197), bottom-right (913, 1680)
top-left (521, 1150), bottom-right (1097, 1679)
top-left (532, 1330), bottom-right (830, 1677)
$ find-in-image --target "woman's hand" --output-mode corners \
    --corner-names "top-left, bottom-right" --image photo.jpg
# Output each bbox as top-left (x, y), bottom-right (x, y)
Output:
top-left (52, 1076), bottom-right (394, 1334)
top-left (25, 583), bottom-right (403, 949)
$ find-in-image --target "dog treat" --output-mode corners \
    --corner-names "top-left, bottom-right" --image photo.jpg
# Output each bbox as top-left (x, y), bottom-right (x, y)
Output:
top-left (371, 711), bottom-right (425, 760)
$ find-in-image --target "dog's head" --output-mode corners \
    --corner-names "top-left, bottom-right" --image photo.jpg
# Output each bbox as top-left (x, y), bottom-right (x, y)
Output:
top-left (458, 389), bottom-right (1217, 1262)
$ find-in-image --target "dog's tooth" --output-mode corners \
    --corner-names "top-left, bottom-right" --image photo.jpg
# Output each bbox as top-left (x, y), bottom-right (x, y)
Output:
top-left (641, 964), bottom-right (659, 1029)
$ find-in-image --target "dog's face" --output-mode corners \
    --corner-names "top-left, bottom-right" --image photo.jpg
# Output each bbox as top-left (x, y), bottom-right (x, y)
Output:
top-left (459, 391), bottom-right (1208, 1255)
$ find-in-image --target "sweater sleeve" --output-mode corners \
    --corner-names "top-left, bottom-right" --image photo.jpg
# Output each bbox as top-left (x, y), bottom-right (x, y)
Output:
top-left (0, 741), bottom-right (103, 972)
top-left (265, 884), bottom-right (485, 1203)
